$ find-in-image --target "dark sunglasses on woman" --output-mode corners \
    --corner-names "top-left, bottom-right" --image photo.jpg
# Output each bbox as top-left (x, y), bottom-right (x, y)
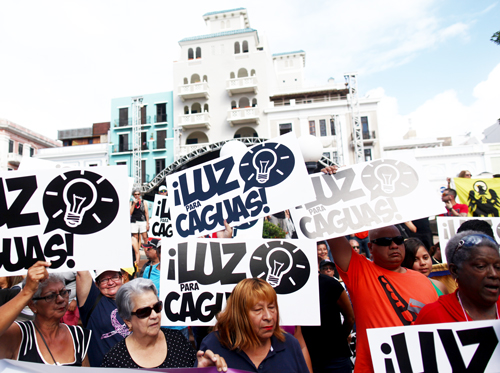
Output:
top-left (132, 301), bottom-right (163, 319)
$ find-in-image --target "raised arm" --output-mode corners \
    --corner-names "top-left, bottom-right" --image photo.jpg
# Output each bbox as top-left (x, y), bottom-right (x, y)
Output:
top-left (0, 261), bottom-right (50, 359)
top-left (76, 271), bottom-right (93, 307)
top-left (326, 236), bottom-right (352, 273)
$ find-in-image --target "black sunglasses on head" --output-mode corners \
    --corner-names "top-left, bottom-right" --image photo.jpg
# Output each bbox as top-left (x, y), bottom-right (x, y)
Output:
top-left (370, 236), bottom-right (405, 246)
top-left (131, 301), bottom-right (163, 319)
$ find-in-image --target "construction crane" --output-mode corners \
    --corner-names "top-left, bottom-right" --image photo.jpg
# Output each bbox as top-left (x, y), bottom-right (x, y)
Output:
top-left (331, 114), bottom-right (344, 166)
top-left (131, 96), bottom-right (143, 187)
top-left (344, 73), bottom-right (364, 163)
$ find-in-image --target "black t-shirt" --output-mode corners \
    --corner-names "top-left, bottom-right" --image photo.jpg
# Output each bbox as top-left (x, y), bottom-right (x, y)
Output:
top-left (301, 274), bottom-right (351, 367)
top-left (0, 287), bottom-right (21, 306)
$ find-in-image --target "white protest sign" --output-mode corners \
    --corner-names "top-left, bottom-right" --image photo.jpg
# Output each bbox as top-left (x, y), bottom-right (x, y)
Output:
top-left (148, 194), bottom-right (174, 238)
top-left (159, 238), bottom-right (319, 326)
top-left (368, 320), bottom-right (500, 373)
top-left (233, 218), bottom-right (264, 239)
top-left (0, 166), bottom-right (131, 275)
top-left (437, 217), bottom-right (500, 263)
top-left (165, 133), bottom-right (314, 238)
top-left (290, 158), bottom-right (443, 240)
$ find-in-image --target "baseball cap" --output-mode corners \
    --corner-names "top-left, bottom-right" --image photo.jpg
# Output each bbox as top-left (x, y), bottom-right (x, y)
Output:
top-left (95, 269), bottom-right (121, 281)
top-left (159, 185), bottom-right (167, 192)
top-left (319, 259), bottom-right (335, 269)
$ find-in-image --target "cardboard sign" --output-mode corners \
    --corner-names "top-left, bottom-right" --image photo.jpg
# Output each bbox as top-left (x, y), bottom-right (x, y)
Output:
top-left (367, 320), bottom-right (500, 373)
top-left (455, 177), bottom-right (500, 217)
top-left (290, 158), bottom-right (443, 240)
top-left (148, 194), bottom-right (174, 238)
top-left (159, 238), bottom-right (319, 326)
top-left (165, 133), bottom-right (314, 238)
top-left (436, 216), bottom-right (500, 263)
top-left (0, 167), bottom-right (131, 275)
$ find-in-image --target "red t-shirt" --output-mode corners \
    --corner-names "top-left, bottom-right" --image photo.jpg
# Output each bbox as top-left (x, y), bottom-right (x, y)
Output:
top-left (415, 290), bottom-right (500, 324)
top-left (440, 203), bottom-right (469, 216)
top-left (338, 252), bottom-right (439, 373)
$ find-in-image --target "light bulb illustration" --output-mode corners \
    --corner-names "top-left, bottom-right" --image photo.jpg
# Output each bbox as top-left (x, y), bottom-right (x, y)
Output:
top-left (62, 178), bottom-right (98, 228)
top-left (265, 247), bottom-right (293, 287)
top-left (374, 164), bottom-right (400, 193)
top-left (252, 148), bottom-right (277, 184)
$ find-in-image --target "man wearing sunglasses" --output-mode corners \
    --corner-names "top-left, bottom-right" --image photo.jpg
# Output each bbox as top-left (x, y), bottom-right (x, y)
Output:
top-left (327, 225), bottom-right (439, 373)
top-left (440, 188), bottom-right (468, 217)
top-left (76, 269), bottom-right (129, 367)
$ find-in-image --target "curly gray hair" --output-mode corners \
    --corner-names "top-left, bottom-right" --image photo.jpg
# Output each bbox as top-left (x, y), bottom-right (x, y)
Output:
top-left (115, 278), bottom-right (158, 320)
top-left (445, 230), bottom-right (499, 268)
top-left (26, 274), bottom-right (65, 304)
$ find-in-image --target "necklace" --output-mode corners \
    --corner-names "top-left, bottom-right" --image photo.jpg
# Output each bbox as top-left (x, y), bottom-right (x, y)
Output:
top-left (457, 291), bottom-right (499, 321)
top-left (33, 323), bottom-right (61, 366)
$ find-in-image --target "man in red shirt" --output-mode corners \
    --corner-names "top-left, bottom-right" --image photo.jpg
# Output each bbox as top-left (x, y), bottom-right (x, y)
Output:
top-left (327, 225), bottom-right (438, 373)
top-left (440, 188), bottom-right (468, 217)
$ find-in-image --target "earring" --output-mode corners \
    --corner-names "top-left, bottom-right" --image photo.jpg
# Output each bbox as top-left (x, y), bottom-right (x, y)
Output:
top-left (128, 325), bottom-right (132, 332)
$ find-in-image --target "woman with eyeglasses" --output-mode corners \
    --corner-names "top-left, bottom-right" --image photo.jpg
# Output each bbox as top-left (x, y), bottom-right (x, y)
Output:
top-left (416, 231), bottom-right (500, 324)
top-left (401, 238), bottom-right (449, 296)
top-left (101, 278), bottom-right (227, 370)
top-left (0, 261), bottom-right (91, 366)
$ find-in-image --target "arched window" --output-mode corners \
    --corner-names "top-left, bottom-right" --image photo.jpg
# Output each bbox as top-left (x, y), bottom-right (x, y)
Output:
top-left (231, 100), bottom-right (237, 109)
top-left (237, 68), bottom-right (248, 78)
top-left (196, 47), bottom-right (201, 59)
top-left (186, 131), bottom-right (209, 145)
top-left (252, 98), bottom-right (257, 107)
top-left (190, 74), bottom-right (201, 84)
top-left (226, 20), bottom-right (230, 28)
top-left (183, 77), bottom-right (188, 84)
top-left (234, 42), bottom-right (240, 54)
top-left (203, 75), bottom-right (208, 82)
top-left (239, 97), bottom-right (250, 108)
top-left (184, 106), bottom-right (189, 115)
top-left (242, 40), bottom-right (249, 53)
top-left (188, 48), bottom-right (194, 60)
top-left (234, 127), bottom-right (258, 138)
top-left (203, 104), bottom-right (209, 112)
top-left (221, 20), bottom-right (225, 29)
top-left (230, 72), bottom-right (235, 79)
top-left (250, 69), bottom-right (256, 76)
top-left (191, 102), bottom-right (202, 114)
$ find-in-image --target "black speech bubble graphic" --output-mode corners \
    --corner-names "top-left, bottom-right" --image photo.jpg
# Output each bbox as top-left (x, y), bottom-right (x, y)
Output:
top-left (239, 142), bottom-right (295, 193)
top-left (249, 240), bottom-right (310, 294)
top-left (43, 170), bottom-right (119, 234)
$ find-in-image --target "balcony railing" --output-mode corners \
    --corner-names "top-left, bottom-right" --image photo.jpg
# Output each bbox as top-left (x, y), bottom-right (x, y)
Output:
top-left (114, 116), bottom-right (151, 127)
top-left (226, 76), bottom-right (258, 96)
top-left (111, 141), bottom-right (166, 153)
top-left (227, 107), bottom-right (259, 126)
top-left (7, 153), bottom-right (23, 165)
top-left (179, 113), bottom-right (210, 130)
top-left (178, 82), bottom-right (209, 101)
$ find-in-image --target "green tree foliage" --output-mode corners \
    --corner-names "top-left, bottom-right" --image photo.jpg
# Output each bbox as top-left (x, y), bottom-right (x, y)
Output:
top-left (491, 31), bottom-right (500, 45)
top-left (262, 220), bottom-right (286, 238)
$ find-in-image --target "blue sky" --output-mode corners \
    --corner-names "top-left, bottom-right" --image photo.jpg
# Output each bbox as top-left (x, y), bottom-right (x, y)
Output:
top-left (0, 0), bottom-right (498, 144)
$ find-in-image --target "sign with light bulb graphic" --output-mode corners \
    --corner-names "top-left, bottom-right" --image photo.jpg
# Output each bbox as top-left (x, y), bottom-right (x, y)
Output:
top-left (0, 166), bottom-right (131, 275)
top-left (290, 158), bottom-right (444, 240)
top-left (159, 238), bottom-right (320, 326)
top-left (165, 133), bottom-right (315, 238)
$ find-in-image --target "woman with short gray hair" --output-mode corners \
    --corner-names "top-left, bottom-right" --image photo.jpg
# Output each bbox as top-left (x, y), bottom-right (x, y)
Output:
top-left (416, 230), bottom-right (500, 324)
top-left (101, 278), bottom-right (227, 370)
top-left (0, 261), bottom-right (91, 366)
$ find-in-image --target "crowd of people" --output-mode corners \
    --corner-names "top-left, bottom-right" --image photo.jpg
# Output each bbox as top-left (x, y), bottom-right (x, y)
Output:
top-left (0, 168), bottom-right (499, 373)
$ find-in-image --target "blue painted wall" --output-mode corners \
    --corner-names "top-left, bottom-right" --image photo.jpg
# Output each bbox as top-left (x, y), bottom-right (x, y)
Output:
top-left (109, 92), bottom-right (174, 184)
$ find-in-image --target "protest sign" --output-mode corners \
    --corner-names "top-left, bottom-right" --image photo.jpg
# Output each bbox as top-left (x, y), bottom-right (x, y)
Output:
top-left (367, 319), bottom-right (500, 373)
top-left (160, 238), bottom-right (319, 326)
top-left (455, 177), bottom-right (500, 217)
top-left (436, 216), bottom-right (500, 263)
top-left (148, 194), bottom-right (174, 238)
top-left (165, 133), bottom-right (314, 238)
top-left (0, 166), bottom-right (131, 275)
top-left (233, 218), bottom-right (264, 239)
top-left (290, 158), bottom-right (443, 240)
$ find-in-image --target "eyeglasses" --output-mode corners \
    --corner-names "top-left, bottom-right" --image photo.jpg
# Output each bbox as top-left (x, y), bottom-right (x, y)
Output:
top-left (97, 273), bottom-right (121, 286)
top-left (133, 193), bottom-right (140, 196)
top-left (370, 236), bottom-right (405, 246)
top-left (33, 289), bottom-right (70, 302)
top-left (132, 301), bottom-right (163, 319)
top-left (352, 245), bottom-right (360, 249)
top-left (464, 174), bottom-right (472, 177)
top-left (451, 234), bottom-right (497, 262)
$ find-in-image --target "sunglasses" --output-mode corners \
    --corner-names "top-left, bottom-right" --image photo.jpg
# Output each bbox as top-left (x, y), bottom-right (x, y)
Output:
top-left (370, 236), bottom-right (405, 246)
top-left (351, 245), bottom-right (360, 249)
top-left (451, 234), bottom-right (497, 262)
top-left (131, 301), bottom-right (163, 319)
top-left (33, 289), bottom-right (70, 302)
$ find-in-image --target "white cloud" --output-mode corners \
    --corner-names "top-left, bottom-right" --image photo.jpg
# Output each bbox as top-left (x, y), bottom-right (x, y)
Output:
top-left (376, 63), bottom-right (500, 144)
